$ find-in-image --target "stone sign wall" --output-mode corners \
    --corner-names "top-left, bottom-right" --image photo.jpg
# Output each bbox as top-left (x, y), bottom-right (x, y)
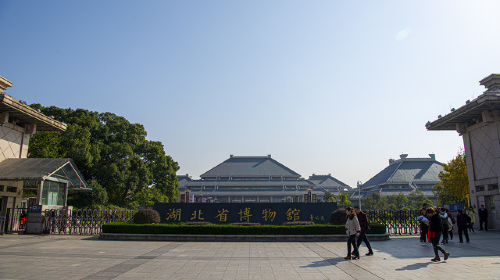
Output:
top-left (153, 202), bottom-right (337, 224)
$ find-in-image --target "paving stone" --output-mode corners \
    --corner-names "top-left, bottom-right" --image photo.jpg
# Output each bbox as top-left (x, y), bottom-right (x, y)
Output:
top-left (0, 232), bottom-right (499, 279)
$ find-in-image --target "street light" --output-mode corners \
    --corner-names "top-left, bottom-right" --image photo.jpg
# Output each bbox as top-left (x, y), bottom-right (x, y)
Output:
top-left (357, 181), bottom-right (362, 209)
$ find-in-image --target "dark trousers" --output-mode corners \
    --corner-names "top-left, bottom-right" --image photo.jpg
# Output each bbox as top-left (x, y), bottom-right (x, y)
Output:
top-left (441, 224), bottom-right (449, 243)
top-left (357, 232), bottom-right (373, 252)
top-left (468, 222), bottom-right (475, 232)
top-left (458, 226), bottom-right (469, 242)
top-left (420, 224), bottom-right (428, 242)
top-left (347, 234), bottom-right (359, 257)
top-left (431, 233), bottom-right (447, 257)
top-left (479, 218), bottom-right (488, 230)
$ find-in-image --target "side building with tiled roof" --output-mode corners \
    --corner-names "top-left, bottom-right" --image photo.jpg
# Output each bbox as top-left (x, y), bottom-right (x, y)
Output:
top-left (355, 154), bottom-right (443, 205)
top-left (180, 155), bottom-right (325, 203)
top-left (308, 174), bottom-right (351, 193)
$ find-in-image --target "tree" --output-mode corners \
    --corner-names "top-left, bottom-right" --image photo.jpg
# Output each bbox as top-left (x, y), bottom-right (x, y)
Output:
top-left (407, 189), bottom-right (433, 209)
top-left (28, 105), bottom-right (180, 208)
top-left (362, 192), bottom-right (381, 209)
top-left (387, 192), bottom-right (410, 210)
top-left (433, 151), bottom-right (469, 206)
top-left (337, 191), bottom-right (351, 207)
top-left (323, 192), bottom-right (336, 203)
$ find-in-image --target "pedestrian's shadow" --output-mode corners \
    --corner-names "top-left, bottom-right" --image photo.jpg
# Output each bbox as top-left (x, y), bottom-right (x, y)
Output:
top-left (395, 262), bottom-right (433, 271)
top-left (301, 257), bottom-right (343, 268)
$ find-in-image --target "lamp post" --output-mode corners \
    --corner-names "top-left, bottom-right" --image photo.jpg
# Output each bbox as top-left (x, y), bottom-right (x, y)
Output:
top-left (357, 181), bottom-right (362, 209)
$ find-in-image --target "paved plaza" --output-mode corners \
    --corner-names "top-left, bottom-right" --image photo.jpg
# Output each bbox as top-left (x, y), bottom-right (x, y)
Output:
top-left (1, 231), bottom-right (499, 280)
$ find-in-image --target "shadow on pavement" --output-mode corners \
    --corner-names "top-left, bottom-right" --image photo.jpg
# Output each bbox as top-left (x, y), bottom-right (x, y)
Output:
top-left (301, 257), bottom-right (344, 268)
top-left (395, 261), bottom-right (434, 271)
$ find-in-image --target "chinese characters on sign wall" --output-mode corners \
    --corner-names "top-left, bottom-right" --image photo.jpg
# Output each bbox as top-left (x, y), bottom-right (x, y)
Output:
top-left (155, 203), bottom-right (336, 225)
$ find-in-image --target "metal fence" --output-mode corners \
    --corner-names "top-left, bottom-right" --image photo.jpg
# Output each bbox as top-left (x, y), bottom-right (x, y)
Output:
top-left (2, 208), bottom-right (134, 235)
top-left (4, 208), bottom-right (28, 234)
top-left (44, 209), bottom-right (135, 235)
top-left (366, 209), bottom-right (421, 235)
top-left (3, 208), bottom-right (422, 235)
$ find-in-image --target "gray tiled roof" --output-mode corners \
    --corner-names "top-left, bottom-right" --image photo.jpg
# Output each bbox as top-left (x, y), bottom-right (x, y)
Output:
top-left (200, 156), bottom-right (300, 178)
top-left (361, 157), bottom-right (443, 189)
top-left (308, 174), bottom-right (350, 188)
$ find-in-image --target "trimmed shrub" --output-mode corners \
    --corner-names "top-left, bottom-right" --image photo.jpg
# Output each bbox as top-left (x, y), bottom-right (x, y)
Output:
top-left (283, 221), bottom-right (315, 226)
top-left (133, 209), bottom-right (160, 224)
top-left (187, 221), bottom-right (212, 225)
top-left (330, 208), bottom-right (347, 225)
top-left (102, 222), bottom-right (386, 235)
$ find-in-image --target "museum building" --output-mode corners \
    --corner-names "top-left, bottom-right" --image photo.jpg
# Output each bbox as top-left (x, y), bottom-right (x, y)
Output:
top-left (178, 155), bottom-right (348, 203)
top-left (354, 154), bottom-right (444, 205)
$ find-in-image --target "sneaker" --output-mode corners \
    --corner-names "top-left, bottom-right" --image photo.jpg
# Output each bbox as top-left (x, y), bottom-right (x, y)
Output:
top-left (421, 242), bottom-right (426, 246)
top-left (431, 257), bottom-right (441, 262)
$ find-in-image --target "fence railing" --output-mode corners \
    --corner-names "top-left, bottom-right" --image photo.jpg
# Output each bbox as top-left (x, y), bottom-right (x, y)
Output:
top-left (44, 209), bottom-right (135, 235)
top-left (4, 208), bottom-right (421, 235)
top-left (4, 208), bottom-right (28, 234)
top-left (366, 209), bottom-right (421, 235)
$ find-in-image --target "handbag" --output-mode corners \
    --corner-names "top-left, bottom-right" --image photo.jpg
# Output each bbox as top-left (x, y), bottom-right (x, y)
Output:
top-left (428, 227), bottom-right (435, 242)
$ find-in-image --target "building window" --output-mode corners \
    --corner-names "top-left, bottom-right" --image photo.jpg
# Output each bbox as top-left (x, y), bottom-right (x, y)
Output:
top-left (6, 186), bottom-right (16, 193)
top-left (476, 185), bottom-right (485, 192)
top-left (488, 184), bottom-right (498, 191)
top-left (41, 181), bottom-right (65, 206)
top-left (488, 196), bottom-right (496, 212)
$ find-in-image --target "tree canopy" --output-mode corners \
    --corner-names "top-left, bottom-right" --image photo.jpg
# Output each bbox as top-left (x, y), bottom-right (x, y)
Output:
top-left (28, 105), bottom-right (179, 208)
top-left (433, 151), bottom-right (469, 207)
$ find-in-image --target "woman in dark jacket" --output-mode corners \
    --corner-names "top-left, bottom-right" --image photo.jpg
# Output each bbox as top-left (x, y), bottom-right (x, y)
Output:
top-left (427, 207), bottom-right (450, 262)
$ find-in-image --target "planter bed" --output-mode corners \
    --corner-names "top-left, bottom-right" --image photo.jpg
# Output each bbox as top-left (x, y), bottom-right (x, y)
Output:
top-left (100, 222), bottom-right (389, 241)
top-left (99, 232), bottom-right (390, 242)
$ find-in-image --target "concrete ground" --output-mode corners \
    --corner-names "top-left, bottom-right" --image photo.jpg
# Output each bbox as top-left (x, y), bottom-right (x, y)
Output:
top-left (0, 231), bottom-right (499, 280)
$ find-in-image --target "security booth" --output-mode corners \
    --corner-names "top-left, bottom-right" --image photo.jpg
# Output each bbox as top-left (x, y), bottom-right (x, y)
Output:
top-left (0, 158), bottom-right (90, 233)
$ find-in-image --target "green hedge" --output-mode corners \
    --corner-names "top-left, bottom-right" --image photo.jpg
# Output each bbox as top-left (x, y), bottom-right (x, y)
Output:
top-left (102, 222), bottom-right (386, 235)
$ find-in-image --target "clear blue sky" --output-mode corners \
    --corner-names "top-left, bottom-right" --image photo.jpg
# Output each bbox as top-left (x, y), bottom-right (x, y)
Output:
top-left (1, 1), bottom-right (499, 188)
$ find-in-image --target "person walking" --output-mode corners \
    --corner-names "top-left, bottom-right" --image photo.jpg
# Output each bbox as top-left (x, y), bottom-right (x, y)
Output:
top-left (427, 207), bottom-right (450, 262)
top-left (354, 206), bottom-right (374, 256)
top-left (418, 208), bottom-right (429, 246)
top-left (456, 209), bottom-right (470, 243)
top-left (344, 207), bottom-right (360, 260)
top-left (446, 209), bottom-right (454, 242)
top-left (466, 207), bottom-right (476, 233)
top-left (439, 208), bottom-right (449, 244)
top-left (479, 205), bottom-right (488, 231)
